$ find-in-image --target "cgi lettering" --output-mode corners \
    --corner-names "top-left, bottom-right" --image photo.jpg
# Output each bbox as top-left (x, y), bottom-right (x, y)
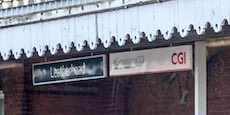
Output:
top-left (171, 52), bottom-right (186, 65)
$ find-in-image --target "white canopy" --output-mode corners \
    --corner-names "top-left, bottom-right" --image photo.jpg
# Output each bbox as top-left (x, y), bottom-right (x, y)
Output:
top-left (0, 0), bottom-right (229, 60)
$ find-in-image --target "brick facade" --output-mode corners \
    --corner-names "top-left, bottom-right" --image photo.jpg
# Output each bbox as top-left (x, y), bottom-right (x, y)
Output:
top-left (26, 59), bottom-right (103, 115)
top-left (2, 64), bottom-right (26, 115)
top-left (0, 48), bottom-right (229, 115)
top-left (208, 48), bottom-right (230, 115)
top-left (126, 73), bottom-right (194, 115)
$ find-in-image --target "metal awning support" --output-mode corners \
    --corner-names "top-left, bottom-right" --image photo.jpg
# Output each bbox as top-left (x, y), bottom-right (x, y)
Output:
top-left (195, 41), bottom-right (207, 115)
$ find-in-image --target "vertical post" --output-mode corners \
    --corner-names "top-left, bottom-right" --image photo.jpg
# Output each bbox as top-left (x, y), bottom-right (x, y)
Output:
top-left (195, 41), bottom-right (207, 115)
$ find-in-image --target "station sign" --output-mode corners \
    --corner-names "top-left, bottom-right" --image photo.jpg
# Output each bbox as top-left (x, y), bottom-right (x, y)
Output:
top-left (109, 45), bottom-right (193, 76)
top-left (33, 55), bottom-right (106, 85)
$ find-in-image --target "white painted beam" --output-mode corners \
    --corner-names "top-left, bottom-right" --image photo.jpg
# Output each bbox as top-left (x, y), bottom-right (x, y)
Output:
top-left (206, 37), bottom-right (230, 47)
top-left (195, 41), bottom-right (207, 115)
top-left (0, 62), bottom-right (23, 70)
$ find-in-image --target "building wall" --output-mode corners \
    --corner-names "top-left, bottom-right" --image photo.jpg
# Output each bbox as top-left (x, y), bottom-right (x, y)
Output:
top-left (127, 73), bottom-right (194, 115)
top-left (208, 48), bottom-right (230, 115)
top-left (2, 65), bottom-right (26, 115)
top-left (25, 59), bottom-right (103, 115)
top-left (31, 91), bottom-right (101, 115)
top-left (1, 58), bottom-right (104, 115)
top-left (1, 47), bottom-right (230, 115)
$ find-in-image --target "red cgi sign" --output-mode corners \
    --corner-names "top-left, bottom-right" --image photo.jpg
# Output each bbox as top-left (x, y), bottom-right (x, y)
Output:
top-left (171, 52), bottom-right (186, 65)
top-left (110, 45), bottom-right (192, 76)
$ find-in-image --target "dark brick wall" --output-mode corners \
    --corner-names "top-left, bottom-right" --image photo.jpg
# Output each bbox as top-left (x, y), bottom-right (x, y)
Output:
top-left (25, 59), bottom-right (103, 115)
top-left (32, 93), bottom-right (100, 115)
top-left (1, 47), bottom-right (230, 115)
top-left (2, 66), bottom-right (26, 115)
top-left (127, 73), bottom-right (194, 115)
top-left (99, 78), bottom-right (127, 115)
top-left (1, 58), bottom-right (104, 115)
top-left (103, 73), bottom-right (194, 115)
top-left (208, 48), bottom-right (230, 115)
top-left (1, 58), bottom-right (195, 115)
top-left (30, 80), bottom-right (103, 115)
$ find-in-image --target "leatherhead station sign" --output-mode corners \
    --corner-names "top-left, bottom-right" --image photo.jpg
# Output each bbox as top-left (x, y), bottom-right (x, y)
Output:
top-left (32, 55), bottom-right (106, 85)
top-left (109, 45), bottom-right (193, 76)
